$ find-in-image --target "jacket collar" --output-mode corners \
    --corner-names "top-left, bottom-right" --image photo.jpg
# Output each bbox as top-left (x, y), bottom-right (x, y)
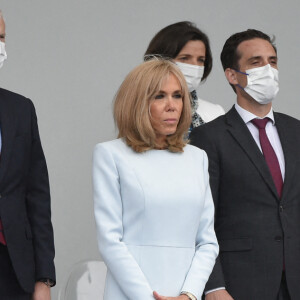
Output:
top-left (274, 113), bottom-right (297, 201)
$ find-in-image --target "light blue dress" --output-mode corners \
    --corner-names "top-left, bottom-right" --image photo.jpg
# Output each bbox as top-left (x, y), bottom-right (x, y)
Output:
top-left (93, 138), bottom-right (218, 300)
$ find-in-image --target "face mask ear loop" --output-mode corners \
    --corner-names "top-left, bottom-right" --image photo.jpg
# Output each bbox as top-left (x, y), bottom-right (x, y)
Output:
top-left (236, 83), bottom-right (245, 91)
top-left (233, 69), bottom-right (248, 91)
top-left (234, 69), bottom-right (249, 76)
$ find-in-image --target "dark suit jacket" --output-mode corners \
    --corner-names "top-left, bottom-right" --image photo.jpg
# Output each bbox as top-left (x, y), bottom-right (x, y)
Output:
top-left (190, 106), bottom-right (300, 300)
top-left (0, 88), bottom-right (55, 293)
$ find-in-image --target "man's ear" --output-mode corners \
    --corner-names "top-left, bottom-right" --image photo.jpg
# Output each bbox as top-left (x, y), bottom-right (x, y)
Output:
top-left (225, 68), bottom-right (238, 85)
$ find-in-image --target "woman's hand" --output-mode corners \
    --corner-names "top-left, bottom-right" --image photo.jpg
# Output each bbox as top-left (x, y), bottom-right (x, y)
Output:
top-left (153, 291), bottom-right (190, 300)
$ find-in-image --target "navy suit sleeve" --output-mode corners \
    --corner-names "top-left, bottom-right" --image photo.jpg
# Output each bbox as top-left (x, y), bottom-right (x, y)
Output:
top-left (26, 100), bottom-right (55, 283)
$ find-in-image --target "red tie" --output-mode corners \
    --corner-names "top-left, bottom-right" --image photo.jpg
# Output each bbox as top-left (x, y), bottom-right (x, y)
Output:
top-left (0, 219), bottom-right (7, 245)
top-left (251, 118), bottom-right (283, 198)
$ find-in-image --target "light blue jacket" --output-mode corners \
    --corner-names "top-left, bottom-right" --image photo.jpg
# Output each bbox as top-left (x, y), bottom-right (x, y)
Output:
top-left (93, 139), bottom-right (218, 299)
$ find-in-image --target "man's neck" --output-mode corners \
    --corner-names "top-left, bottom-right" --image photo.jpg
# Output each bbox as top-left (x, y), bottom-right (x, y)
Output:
top-left (236, 94), bottom-right (272, 118)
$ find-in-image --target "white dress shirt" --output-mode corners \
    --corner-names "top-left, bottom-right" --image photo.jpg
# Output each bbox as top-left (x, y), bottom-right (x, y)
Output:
top-left (235, 103), bottom-right (285, 179)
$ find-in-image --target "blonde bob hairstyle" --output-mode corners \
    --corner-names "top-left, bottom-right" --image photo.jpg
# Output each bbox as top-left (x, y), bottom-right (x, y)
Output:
top-left (114, 59), bottom-right (191, 153)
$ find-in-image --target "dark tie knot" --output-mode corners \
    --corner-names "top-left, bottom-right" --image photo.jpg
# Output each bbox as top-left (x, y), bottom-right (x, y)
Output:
top-left (251, 118), bottom-right (270, 129)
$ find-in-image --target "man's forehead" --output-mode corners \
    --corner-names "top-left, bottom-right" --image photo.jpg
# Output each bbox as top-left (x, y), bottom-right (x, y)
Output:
top-left (237, 38), bottom-right (276, 59)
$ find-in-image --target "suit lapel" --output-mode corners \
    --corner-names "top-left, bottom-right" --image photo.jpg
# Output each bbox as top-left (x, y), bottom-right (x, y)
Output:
top-left (0, 93), bottom-right (17, 185)
top-left (274, 113), bottom-right (296, 202)
top-left (226, 107), bottom-right (279, 200)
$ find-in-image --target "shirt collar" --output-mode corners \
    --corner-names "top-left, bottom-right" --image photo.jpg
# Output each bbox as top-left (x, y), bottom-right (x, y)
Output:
top-left (235, 103), bottom-right (275, 125)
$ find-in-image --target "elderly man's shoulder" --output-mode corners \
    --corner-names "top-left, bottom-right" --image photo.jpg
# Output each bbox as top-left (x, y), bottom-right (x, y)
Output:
top-left (0, 87), bottom-right (32, 106)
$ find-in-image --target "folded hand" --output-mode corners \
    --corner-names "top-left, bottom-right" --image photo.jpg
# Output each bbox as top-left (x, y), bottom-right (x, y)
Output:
top-left (153, 291), bottom-right (190, 300)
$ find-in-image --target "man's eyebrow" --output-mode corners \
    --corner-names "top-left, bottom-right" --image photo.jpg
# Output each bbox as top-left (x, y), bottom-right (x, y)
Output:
top-left (247, 55), bottom-right (278, 62)
top-left (269, 55), bottom-right (278, 60)
top-left (247, 56), bottom-right (262, 62)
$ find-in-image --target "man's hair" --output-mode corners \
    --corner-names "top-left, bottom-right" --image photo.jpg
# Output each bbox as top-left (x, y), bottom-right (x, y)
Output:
top-left (0, 10), bottom-right (3, 20)
top-left (220, 29), bottom-right (277, 91)
top-left (144, 21), bottom-right (212, 81)
top-left (114, 59), bottom-right (191, 153)
top-left (221, 29), bottom-right (277, 71)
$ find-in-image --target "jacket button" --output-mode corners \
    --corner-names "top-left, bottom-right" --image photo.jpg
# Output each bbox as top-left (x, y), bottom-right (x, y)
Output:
top-left (275, 236), bottom-right (282, 242)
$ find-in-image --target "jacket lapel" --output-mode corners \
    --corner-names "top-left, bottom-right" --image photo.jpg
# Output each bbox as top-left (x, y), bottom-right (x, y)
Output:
top-left (0, 93), bottom-right (17, 185)
top-left (225, 106), bottom-right (279, 200)
top-left (274, 113), bottom-right (297, 202)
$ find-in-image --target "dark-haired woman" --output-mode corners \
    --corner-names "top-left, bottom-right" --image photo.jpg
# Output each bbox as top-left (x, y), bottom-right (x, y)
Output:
top-left (145, 21), bottom-right (225, 135)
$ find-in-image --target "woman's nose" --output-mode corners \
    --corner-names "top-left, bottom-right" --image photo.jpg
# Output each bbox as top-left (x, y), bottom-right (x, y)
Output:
top-left (165, 97), bottom-right (176, 111)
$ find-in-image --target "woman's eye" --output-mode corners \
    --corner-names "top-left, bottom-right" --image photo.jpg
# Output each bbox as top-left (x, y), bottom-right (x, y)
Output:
top-left (173, 93), bottom-right (182, 99)
top-left (154, 94), bottom-right (164, 100)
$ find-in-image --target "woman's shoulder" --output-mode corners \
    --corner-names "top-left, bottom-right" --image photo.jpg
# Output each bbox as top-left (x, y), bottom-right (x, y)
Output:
top-left (184, 144), bottom-right (208, 160)
top-left (198, 98), bottom-right (224, 110)
top-left (197, 98), bottom-right (225, 122)
top-left (94, 138), bottom-right (129, 155)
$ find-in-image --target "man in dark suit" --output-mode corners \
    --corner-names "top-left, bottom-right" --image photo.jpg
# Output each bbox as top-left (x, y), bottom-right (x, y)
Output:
top-left (190, 29), bottom-right (300, 300)
top-left (0, 11), bottom-right (55, 300)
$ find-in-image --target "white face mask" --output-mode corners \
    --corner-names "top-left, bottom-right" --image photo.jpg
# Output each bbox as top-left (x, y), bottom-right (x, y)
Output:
top-left (238, 64), bottom-right (279, 104)
top-left (176, 62), bottom-right (204, 92)
top-left (0, 41), bottom-right (7, 69)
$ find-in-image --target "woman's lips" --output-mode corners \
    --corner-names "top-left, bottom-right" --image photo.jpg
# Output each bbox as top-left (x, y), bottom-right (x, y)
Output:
top-left (164, 118), bottom-right (178, 124)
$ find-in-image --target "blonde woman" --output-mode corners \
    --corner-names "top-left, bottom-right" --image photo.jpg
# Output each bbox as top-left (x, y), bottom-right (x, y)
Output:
top-left (93, 59), bottom-right (218, 300)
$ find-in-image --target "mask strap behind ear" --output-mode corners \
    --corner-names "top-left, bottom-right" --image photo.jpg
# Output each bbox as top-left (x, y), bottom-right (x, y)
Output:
top-left (235, 69), bottom-right (249, 76)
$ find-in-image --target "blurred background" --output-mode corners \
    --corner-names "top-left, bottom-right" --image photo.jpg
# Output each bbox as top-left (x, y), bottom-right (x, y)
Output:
top-left (1, 0), bottom-right (299, 298)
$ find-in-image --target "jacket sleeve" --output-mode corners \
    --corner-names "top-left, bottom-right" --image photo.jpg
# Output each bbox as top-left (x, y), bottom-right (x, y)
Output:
top-left (190, 128), bottom-right (226, 293)
top-left (93, 143), bottom-right (154, 299)
top-left (26, 100), bottom-right (55, 283)
top-left (180, 151), bottom-right (219, 299)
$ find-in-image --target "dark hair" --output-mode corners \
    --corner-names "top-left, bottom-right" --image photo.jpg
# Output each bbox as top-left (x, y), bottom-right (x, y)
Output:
top-left (221, 29), bottom-right (277, 71)
top-left (144, 21), bottom-right (212, 81)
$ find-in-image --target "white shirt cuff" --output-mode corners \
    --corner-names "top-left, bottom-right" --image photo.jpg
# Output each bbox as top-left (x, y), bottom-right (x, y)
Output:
top-left (205, 287), bottom-right (226, 295)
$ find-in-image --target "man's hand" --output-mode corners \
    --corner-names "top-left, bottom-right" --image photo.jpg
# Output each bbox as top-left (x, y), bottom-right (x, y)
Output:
top-left (32, 282), bottom-right (51, 300)
top-left (153, 291), bottom-right (190, 300)
top-left (205, 290), bottom-right (234, 300)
